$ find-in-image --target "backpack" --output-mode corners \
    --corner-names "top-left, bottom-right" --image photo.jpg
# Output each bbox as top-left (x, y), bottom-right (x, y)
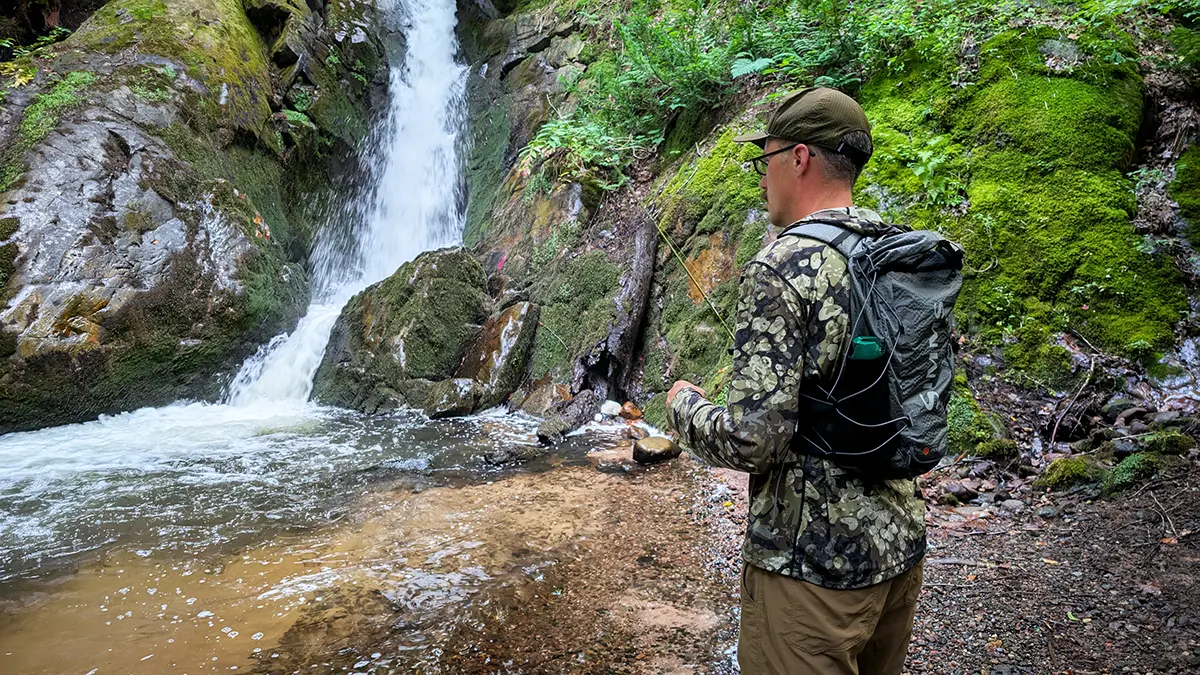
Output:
top-left (781, 220), bottom-right (964, 480)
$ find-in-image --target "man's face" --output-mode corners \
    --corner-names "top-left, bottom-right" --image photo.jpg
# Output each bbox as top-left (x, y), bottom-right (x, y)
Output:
top-left (761, 138), bottom-right (797, 227)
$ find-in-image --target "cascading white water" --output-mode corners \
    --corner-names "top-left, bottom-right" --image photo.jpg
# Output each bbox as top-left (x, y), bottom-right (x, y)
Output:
top-left (227, 0), bottom-right (468, 405)
top-left (0, 0), bottom-right (510, 584)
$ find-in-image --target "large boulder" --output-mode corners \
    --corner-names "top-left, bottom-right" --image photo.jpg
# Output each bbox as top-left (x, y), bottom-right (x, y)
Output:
top-left (0, 0), bottom-right (386, 432)
top-left (312, 247), bottom-right (492, 411)
top-left (456, 300), bottom-right (539, 409)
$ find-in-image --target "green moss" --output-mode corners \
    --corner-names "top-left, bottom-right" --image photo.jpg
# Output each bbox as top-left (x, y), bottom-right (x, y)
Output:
top-left (1143, 431), bottom-right (1196, 456)
top-left (0, 241), bottom-right (17, 290)
top-left (974, 438), bottom-right (1018, 460)
top-left (121, 204), bottom-right (156, 233)
top-left (659, 276), bottom-right (737, 385)
top-left (642, 392), bottom-right (668, 430)
top-left (71, 0), bottom-right (274, 140)
top-left (640, 341), bottom-right (668, 392)
top-left (658, 129), bottom-right (762, 241)
top-left (1034, 456), bottom-right (1106, 490)
top-left (948, 372), bottom-right (999, 454)
top-left (529, 252), bottom-right (621, 381)
top-left (463, 88), bottom-right (514, 247)
top-left (735, 220), bottom-right (767, 266)
top-left (130, 84), bottom-right (170, 102)
top-left (1102, 453), bottom-right (1159, 494)
top-left (0, 217), bottom-right (17, 240)
top-left (1170, 144), bottom-right (1200, 246)
top-left (20, 71), bottom-right (95, 145)
top-left (1, 71), bottom-right (96, 192)
top-left (857, 27), bottom-right (1185, 372)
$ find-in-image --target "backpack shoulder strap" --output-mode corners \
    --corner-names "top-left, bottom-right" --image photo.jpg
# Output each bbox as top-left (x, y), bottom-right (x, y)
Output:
top-left (779, 220), bottom-right (863, 261)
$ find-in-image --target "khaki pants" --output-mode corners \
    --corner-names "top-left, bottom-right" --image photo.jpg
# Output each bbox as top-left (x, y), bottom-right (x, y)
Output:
top-left (737, 560), bottom-right (924, 675)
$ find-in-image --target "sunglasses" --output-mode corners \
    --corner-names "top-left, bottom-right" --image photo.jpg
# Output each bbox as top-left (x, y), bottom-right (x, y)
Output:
top-left (747, 143), bottom-right (815, 175)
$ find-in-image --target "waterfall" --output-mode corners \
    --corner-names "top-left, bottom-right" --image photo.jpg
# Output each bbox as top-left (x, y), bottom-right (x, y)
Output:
top-left (226, 0), bottom-right (468, 406)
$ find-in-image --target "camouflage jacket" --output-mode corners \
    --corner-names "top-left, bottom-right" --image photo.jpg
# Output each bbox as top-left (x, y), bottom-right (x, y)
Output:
top-left (668, 207), bottom-right (926, 590)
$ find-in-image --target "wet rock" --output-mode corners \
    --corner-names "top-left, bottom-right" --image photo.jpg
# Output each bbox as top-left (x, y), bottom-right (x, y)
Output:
top-left (1150, 410), bottom-right (1181, 426)
top-left (456, 301), bottom-right (540, 409)
top-left (1129, 420), bottom-right (1150, 435)
top-left (632, 437), bottom-right (681, 465)
top-left (0, 0), bottom-right (387, 433)
top-left (537, 389), bottom-right (597, 444)
top-left (424, 378), bottom-right (482, 419)
top-left (620, 402), bottom-right (643, 420)
top-left (312, 248), bottom-right (491, 412)
top-left (1111, 437), bottom-right (1141, 459)
top-left (513, 378), bottom-right (571, 417)
top-left (1101, 398), bottom-right (1139, 423)
top-left (1115, 407), bottom-right (1148, 427)
top-left (599, 400), bottom-right (623, 416)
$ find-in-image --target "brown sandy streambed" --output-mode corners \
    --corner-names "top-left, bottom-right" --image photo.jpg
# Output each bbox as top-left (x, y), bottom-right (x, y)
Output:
top-left (0, 436), bottom-right (744, 675)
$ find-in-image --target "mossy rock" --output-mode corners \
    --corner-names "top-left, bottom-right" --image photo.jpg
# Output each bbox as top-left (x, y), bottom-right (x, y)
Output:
top-left (311, 248), bottom-right (491, 412)
top-left (1034, 456), bottom-right (1107, 490)
top-left (974, 438), bottom-right (1019, 461)
top-left (1170, 144), bottom-right (1200, 247)
top-left (528, 251), bottom-right (621, 382)
top-left (948, 372), bottom-right (1002, 454)
top-left (857, 27), bottom-right (1184, 380)
top-left (1143, 431), bottom-right (1197, 456)
top-left (1102, 453), bottom-right (1160, 494)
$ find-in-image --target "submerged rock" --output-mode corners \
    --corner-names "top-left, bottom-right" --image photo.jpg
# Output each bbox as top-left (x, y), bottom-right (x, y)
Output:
top-left (312, 247), bottom-right (491, 412)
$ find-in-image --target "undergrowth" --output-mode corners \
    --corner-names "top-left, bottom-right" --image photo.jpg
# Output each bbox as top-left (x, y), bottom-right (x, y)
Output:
top-left (521, 0), bottom-right (1187, 189)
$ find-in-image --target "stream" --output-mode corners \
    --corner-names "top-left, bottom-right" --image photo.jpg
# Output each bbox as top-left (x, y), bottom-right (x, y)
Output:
top-left (0, 1), bottom-right (574, 672)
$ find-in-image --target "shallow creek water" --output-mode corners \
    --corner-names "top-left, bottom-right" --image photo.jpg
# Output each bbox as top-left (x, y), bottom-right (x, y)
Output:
top-left (0, 405), bottom-right (626, 674)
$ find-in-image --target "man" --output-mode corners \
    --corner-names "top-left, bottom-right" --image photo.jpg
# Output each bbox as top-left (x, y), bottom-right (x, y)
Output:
top-left (666, 88), bottom-right (926, 674)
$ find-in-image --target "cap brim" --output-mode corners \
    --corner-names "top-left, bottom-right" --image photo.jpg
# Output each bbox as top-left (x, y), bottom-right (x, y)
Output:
top-left (732, 131), bottom-right (769, 147)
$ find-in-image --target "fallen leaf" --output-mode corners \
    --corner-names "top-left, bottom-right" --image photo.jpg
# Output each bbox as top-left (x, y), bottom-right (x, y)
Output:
top-left (1161, 537), bottom-right (1178, 545)
top-left (1067, 611), bottom-right (1078, 621)
top-left (1042, 558), bottom-right (1060, 565)
top-left (722, 501), bottom-right (733, 508)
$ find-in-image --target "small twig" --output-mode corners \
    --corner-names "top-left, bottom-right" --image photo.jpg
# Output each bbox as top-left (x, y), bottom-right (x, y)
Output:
top-left (1150, 491), bottom-right (1180, 539)
top-left (537, 321), bottom-right (571, 351)
top-left (1044, 619), bottom-right (1061, 673)
top-left (1051, 356), bottom-right (1095, 445)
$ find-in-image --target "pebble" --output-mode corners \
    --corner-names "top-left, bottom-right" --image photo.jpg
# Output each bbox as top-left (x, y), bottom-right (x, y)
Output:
top-left (1000, 499), bottom-right (1027, 513)
top-left (1036, 505), bottom-right (1062, 519)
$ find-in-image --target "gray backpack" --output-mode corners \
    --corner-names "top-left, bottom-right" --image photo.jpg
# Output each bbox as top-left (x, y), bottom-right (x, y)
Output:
top-left (783, 221), bottom-right (964, 480)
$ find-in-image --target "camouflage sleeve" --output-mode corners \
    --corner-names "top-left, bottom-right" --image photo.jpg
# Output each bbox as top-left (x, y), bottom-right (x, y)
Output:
top-left (667, 256), bottom-right (809, 474)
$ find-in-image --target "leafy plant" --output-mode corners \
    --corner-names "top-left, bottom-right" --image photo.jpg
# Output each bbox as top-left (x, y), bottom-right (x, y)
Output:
top-left (0, 26), bottom-right (71, 60)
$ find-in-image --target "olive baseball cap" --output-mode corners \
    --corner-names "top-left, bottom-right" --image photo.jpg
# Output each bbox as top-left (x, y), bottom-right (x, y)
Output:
top-left (734, 87), bottom-right (872, 164)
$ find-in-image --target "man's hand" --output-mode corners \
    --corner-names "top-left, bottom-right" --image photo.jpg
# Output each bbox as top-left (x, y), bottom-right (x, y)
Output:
top-left (666, 380), bottom-right (705, 407)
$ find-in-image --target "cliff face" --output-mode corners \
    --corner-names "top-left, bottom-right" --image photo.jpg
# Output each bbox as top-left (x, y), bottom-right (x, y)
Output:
top-left (0, 0), bottom-right (388, 432)
top-left (456, 0), bottom-right (1200, 468)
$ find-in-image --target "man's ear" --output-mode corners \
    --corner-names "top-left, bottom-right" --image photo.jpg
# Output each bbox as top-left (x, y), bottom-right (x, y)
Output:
top-left (791, 143), bottom-right (811, 177)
